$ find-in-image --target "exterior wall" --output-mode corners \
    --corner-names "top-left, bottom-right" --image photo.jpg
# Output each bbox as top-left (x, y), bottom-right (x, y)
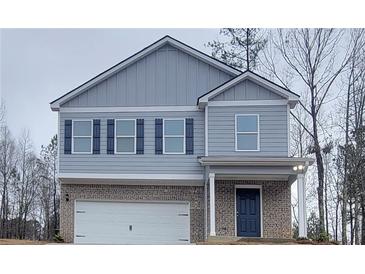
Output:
top-left (211, 79), bottom-right (283, 101)
top-left (62, 44), bottom-right (233, 108)
top-left (210, 180), bottom-right (292, 239)
top-left (208, 105), bottom-right (288, 156)
top-left (59, 110), bottom-right (204, 175)
top-left (60, 183), bottom-right (205, 243)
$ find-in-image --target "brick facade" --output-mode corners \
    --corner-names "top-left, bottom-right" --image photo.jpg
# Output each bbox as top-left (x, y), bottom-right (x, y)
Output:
top-left (213, 180), bottom-right (292, 238)
top-left (60, 180), bottom-right (292, 243)
top-left (60, 184), bottom-right (205, 243)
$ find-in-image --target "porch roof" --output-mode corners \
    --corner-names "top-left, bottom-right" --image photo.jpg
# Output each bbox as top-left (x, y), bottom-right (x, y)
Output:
top-left (198, 156), bottom-right (314, 167)
top-left (198, 156), bottom-right (315, 184)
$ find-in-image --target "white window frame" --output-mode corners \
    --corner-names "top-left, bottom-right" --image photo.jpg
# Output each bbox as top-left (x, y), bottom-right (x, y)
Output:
top-left (163, 118), bottom-right (186, 155)
top-left (114, 119), bottom-right (137, 154)
top-left (235, 114), bottom-right (260, 152)
top-left (72, 119), bottom-right (93, 154)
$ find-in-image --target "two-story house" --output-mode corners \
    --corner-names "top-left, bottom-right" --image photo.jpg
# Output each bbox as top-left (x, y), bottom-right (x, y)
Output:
top-left (50, 35), bottom-right (314, 244)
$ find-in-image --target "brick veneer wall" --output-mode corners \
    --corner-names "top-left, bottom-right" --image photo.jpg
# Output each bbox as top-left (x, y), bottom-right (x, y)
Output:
top-left (60, 184), bottom-right (205, 243)
top-left (211, 180), bottom-right (292, 239)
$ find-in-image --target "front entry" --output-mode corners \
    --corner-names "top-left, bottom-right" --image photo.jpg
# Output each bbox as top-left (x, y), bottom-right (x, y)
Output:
top-left (236, 188), bottom-right (261, 237)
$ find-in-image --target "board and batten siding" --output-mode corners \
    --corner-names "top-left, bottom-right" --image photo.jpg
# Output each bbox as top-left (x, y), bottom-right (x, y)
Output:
top-left (211, 79), bottom-right (284, 101)
top-left (61, 44), bottom-right (233, 108)
top-left (208, 105), bottom-right (288, 156)
top-left (59, 111), bottom-right (204, 175)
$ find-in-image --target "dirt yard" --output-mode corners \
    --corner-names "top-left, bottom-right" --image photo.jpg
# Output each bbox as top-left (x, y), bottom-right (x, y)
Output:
top-left (197, 237), bottom-right (339, 245)
top-left (0, 239), bottom-right (49, 245)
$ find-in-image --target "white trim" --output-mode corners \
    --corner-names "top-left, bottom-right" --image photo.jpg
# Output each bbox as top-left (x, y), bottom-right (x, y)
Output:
top-left (234, 185), bottom-right (263, 238)
top-left (72, 119), bottom-right (93, 154)
top-left (287, 104), bottom-right (290, 157)
top-left (59, 106), bottom-right (201, 113)
top-left (58, 173), bottom-right (204, 180)
top-left (163, 118), bottom-right (186, 155)
top-left (208, 99), bottom-right (288, 107)
top-left (51, 36), bottom-right (240, 111)
top-left (204, 105), bottom-right (208, 156)
top-left (235, 114), bottom-right (260, 152)
top-left (198, 71), bottom-right (299, 107)
top-left (297, 173), bottom-right (307, 238)
top-left (114, 119), bottom-right (137, 154)
top-left (209, 173), bottom-right (216, 236)
top-left (57, 112), bottom-right (60, 175)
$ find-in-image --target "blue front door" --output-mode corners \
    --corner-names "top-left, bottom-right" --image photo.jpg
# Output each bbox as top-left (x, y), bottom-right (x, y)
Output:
top-left (236, 188), bottom-right (261, 237)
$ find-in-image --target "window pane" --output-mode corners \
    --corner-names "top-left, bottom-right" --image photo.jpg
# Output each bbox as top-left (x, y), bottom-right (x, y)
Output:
top-left (237, 116), bottom-right (258, 132)
top-left (74, 121), bottom-right (92, 136)
top-left (73, 137), bottom-right (91, 152)
top-left (237, 134), bottom-right (258, 150)
top-left (164, 120), bottom-right (184, 135)
top-left (116, 137), bottom-right (135, 153)
top-left (165, 137), bottom-right (184, 153)
top-left (116, 120), bottom-right (135, 136)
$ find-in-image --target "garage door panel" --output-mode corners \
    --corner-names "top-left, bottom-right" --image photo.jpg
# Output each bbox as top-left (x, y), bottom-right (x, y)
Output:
top-left (74, 201), bottom-right (190, 244)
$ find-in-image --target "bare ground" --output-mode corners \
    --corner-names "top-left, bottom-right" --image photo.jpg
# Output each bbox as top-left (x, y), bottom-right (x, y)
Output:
top-left (197, 238), bottom-right (339, 245)
top-left (0, 239), bottom-right (49, 245)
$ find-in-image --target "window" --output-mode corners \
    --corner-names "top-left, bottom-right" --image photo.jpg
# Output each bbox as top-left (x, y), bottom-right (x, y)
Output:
top-left (235, 114), bottom-right (260, 151)
top-left (115, 119), bottom-right (136, 154)
top-left (163, 119), bottom-right (185, 154)
top-left (72, 120), bottom-right (92, 153)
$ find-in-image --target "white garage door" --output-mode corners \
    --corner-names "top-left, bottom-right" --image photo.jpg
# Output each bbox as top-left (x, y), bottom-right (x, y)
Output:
top-left (74, 200), bottom-right (190, 244)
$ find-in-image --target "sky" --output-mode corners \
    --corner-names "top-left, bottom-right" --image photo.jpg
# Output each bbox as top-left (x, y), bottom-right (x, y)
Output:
top-left (0, 28), bottom-right (221, 152)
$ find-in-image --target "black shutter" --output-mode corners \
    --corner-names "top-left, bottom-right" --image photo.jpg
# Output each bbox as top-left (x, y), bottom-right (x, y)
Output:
top-left (155, 118), bottom-right (163, 154)
top-left (185, 118), bottom-right (194, 155)
top-left (136, 119), bottom-right (144, 154)
top-left (107, 119), bottom-right (115, 154)
top-left (64, 120), bottom-right (72, 154)
top-left (93, 119), bottom-right (100, 154)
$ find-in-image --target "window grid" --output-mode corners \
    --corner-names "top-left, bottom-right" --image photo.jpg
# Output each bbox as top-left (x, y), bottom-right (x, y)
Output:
top-left (163, 118), bottom-right (186, 154)
top-left (235, 114), bottom-right (260, 152)
top-left (72, 120), bottom-right (93, 154)
top-left (115, 119), bottom-right (137, 154)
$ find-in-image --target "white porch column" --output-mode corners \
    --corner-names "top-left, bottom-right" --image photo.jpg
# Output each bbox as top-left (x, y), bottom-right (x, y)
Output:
top-left (297, 173), bottom-right (307, 238)
top-left (209, 172), bottom-right (216, 236)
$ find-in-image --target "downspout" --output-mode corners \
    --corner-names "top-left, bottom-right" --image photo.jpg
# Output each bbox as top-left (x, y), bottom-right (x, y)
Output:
top-left (204, 104), bottom-right (209, 240)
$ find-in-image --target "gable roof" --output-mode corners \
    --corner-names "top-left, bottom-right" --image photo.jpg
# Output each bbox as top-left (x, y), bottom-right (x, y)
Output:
top-left (197, 70), bottom-right (300, 108)
top-left (50, 35), bottom-right (241, 111)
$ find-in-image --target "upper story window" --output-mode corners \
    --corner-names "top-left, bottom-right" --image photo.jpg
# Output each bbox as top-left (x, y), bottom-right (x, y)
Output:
top-left (235, 114), bottom-right (260, 151)
top-left (115, 119), bottom-right (136, 154)
top-left (163, 119), bottom-right (185, 154)
top-left (72, 120), bottom-right (93, 154)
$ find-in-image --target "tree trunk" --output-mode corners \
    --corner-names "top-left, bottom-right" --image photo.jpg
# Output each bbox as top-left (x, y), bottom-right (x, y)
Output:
top-left (361, 199), bottom-right (365, 245)
top-left (354, 198), bottom-right (360, 244)
top-left (310, 101), bottom-right (326, 235)
top-left (349, 200), bottom-right (354, 244)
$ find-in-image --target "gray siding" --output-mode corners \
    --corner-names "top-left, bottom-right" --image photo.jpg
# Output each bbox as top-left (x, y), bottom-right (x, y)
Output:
top-left (212, 79), bottom-right (283, 101)
top-left (59, 111), bottom-right (204, 175)
top-left (208, 105), bottom-right (288, 156)
top-left (62, 44), bottom-right (233, 108)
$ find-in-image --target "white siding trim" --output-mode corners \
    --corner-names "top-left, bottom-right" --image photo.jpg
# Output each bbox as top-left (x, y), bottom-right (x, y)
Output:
top-left (58, 173), bottom-right (204, 180)
top-left (234, 184), bottom-right (263, 238)
top-left (59, 106), bottom-right (201, 113)
top-left (208, 99), bottom-right (288, 107)
top-left (287, 104), bottom-right (290, 156)
top-left (204, 105), bottom-right (208, 156)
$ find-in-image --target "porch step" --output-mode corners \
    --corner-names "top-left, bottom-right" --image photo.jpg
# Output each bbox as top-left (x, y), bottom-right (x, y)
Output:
top-left (207, 236), bottom-right (296, 244)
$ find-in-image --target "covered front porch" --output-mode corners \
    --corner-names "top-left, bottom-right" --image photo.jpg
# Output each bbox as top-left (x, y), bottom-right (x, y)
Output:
top-left (199, 156), bottom-right (314, 240)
